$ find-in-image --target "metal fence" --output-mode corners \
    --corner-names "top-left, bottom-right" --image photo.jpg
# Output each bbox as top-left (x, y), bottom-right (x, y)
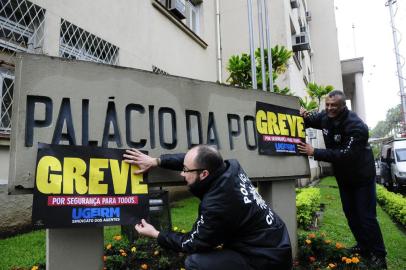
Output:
top-left (0, 0), bottom-right (120, 134)
top-left (59, 19), bottom-right (119, 65)
top-left (0, 0), bottom-right (46, 134)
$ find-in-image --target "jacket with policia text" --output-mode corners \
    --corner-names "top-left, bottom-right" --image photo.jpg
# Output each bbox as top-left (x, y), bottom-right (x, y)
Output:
top-left (156, 154), bottom-right (292, 269)
top-left (304, 107), bottom-right (375, 187)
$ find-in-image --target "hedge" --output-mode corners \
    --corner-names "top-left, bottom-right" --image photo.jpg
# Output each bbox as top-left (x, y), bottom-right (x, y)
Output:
top-left (376, 184), bottom-right (406, 227)
top-left (296, 187), bottom-right (321, 229)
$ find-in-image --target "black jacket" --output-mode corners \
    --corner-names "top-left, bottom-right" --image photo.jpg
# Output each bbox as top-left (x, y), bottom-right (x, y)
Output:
top-left (156, 154), bottom-right (292, 269)
top-left (304, 107), bottom-right (375, 186)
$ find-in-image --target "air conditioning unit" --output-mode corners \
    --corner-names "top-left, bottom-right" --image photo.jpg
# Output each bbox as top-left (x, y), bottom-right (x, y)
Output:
top-left (168, 0), bottom-right (186, 20)
top-left (189, 0), bottom-right (203, 5)
top-left (156, 0), bottom-right (167, 7)
top-left (292, 32), bottom-right (311, 52)
top-left (306, 11), bottom-right (312, 21)
top-left (290, 0), bottom-right (299, 9)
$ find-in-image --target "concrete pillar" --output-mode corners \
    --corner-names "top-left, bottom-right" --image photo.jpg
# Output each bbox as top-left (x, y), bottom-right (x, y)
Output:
top-left (42, 12), bottom-right (61, 57)
top-left (352, 72), bottom-right (366, 122)
top-left (258, 180), bottom-right (297, 257)
top-left (47, 227), bottom-right (104, 270)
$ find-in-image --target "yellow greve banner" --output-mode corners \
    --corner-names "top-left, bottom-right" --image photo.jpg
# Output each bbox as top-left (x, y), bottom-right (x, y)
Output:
top-left (256, 102), bottom-right (306, 155)
top-left (36, 156), bottom-right (148, 195)
top-left (32, 144), bottom-right (149, 228)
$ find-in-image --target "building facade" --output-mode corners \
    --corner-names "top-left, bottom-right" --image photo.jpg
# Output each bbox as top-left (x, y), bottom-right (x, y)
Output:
top-left (0, 0), bottom-right (343, 247)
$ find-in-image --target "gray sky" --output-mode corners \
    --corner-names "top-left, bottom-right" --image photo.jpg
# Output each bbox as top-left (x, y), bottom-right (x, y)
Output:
top-left (335, 0), bottom-right (406, 128)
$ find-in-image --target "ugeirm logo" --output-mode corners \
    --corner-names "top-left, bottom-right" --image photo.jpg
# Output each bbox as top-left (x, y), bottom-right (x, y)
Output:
top-left (72, 207), bottom-right (120, 219)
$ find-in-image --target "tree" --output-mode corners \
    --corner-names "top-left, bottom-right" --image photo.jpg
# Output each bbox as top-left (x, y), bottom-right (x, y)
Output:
top-left (299, 96), bottom-right (318, 111)
top-left (370, 104), bottom-right (401, 138)
top-left (226, 46), bottom-right (293, 94)
top-left (305, 82), bottom-right (334, 111)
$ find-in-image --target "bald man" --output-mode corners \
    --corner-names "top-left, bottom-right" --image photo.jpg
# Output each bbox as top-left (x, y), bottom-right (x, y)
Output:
top-left (298, 90), bottom-right (387, 269)
top-left (124, 145), bottom-right (292, 270)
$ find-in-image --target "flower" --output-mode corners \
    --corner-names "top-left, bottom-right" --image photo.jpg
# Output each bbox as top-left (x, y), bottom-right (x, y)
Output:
top-left (342, 257), bottom-right (348, 262)
top-left (131, 246), bottom-right (137, 253)
top-left (106, 244), bottom-right (112, 250)
top-left (335, 242), bottom-right (344, 249)
top-left (325, 240), bottom-right (331, 244)
top-left (173, 226), bottom-right (179, 231)
top-left (305, 239), bottom-right (312, 244)
top-left (121, 252), bottom-right (127, 257)
top-left (31, 266), bottom-right (39, 270)
top-left (153, 250), bottom-right (160, 256)
top-left (345, 258), bottom-right (352, 264)
top-left (181, 229), bottom-right (186, 233)
top-left (351, 257), bottom-right (360, 263)
top-left (141, 263), bottom-right (148, 270)
top-left (103, 256), bottom-right (107, 262)
top-left (328, 263), bottom-right (336, 269)
top-left (113, 235), bottom-right (122, 241)
top-left (309, 256), bottom-right (316, 263)
top-left (308, 233), bottom-right (316, 239)
top-left (321, 232), bottom-right (326, 237)
top-left (119, 249), bottom-right (125, 253)
top-left (180, 268), bottom-right (186, 270)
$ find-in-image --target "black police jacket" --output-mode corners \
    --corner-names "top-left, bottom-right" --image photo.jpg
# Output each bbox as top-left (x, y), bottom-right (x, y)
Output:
top-left (304, 107), bottom-right (375, 186)
top-left (156, 153), bottom-right (292, 269)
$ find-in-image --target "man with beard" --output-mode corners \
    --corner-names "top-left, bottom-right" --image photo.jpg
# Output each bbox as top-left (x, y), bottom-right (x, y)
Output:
top-left (123, 145), bottom-right (292, 270)
top-left (297, 90), bottom-right (387, 269)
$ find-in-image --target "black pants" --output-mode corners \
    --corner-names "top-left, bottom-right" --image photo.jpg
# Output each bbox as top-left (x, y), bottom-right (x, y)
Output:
top-left (185, 249), bottom-right (253, 270)
top-left (338, 182), bottom-right (386, 257)
top-left (185, 249), bottom-right (291, 270)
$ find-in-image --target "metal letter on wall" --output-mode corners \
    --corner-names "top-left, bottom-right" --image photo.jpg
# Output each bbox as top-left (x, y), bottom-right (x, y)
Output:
top-left (9, 54), bottom-right (309, 193)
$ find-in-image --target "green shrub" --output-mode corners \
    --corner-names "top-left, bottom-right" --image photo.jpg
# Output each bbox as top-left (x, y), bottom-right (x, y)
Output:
top-left (376, 185), bottom-right (406, 227)
top-left (296, 187), bottom-right (321, 229)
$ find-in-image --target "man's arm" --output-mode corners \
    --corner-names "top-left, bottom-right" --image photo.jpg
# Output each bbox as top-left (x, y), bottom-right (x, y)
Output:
top-left (157, 206), bottom-right (227, 253)
top-left (123, 149), bottom-right (185, 173)
top-left (300, 107), bottom-right (323, 129)
top-left (299, 128), bottom-right (366, 163)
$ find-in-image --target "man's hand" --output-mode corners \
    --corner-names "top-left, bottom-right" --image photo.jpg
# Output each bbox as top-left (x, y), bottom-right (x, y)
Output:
top-left (297, 142), bottom-right (315, 156)
top-left (135, 219), bottom-right (160, 238)
top-left (300, 107), bottom-right (309, 118)
top-left (123, 148), bottom-right (158, 174)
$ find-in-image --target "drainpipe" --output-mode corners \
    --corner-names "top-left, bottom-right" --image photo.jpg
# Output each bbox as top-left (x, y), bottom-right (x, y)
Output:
top-left (247, 0), bottom-right (257, 89)
top-left (215, 0), bottom-right (222, 83)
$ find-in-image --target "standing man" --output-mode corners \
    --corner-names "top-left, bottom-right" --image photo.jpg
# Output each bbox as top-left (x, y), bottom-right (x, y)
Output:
top-left (124, 145), bottom-right (292, 270)
top-left (297, 90), bottom-right (387, 269)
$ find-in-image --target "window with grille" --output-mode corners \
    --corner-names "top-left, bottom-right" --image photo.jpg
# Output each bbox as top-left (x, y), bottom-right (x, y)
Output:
top-left (0, 71), bottom-right (13, 133)
top-left (152, 65), bottom-right (169, 75)
top-left (59, 19), bottom-right (119, 65)
top-left (0, 0), bottom-right (46, 134)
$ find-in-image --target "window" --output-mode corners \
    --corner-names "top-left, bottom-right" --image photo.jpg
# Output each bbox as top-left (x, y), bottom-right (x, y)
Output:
top-left (0, 0), bottom-right (46, 134)
top-left (186, 1), bottom-right (200, 35)
top-left (0, 71), bottom-right (14, 133)
top-left (396, 148), bottom-right (406, 162)
top-left (152, 65), bottom-right (169, 75)
top-left (154, 0), bottom-right (202, 35)
top-left (59, 19), bottom-right (119, 65)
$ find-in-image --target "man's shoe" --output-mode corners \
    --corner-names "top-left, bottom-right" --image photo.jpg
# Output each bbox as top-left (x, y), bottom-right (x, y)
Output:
top-left (369, 254), bottom-right (387, 269)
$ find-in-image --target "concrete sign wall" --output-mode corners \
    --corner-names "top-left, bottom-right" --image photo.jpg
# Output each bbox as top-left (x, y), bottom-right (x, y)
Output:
top-left (9, 53), bottom-right (309, 193)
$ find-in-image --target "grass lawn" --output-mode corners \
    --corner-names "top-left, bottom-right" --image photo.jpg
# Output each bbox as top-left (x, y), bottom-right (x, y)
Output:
top-left (0, 198), bottom-right (200, 270)
top-left (1, 177), bottom-right (404, 269)
top-left (311, 176), bottom-right (406, 270)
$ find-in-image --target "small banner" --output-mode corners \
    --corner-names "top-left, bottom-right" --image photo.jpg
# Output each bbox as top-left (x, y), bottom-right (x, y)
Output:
top-left (32, 144), bottom-right (149, 228)
top-left (256, 102), bottom-right (306, 155)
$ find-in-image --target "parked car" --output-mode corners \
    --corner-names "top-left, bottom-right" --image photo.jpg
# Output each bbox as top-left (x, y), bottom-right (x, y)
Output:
top-left (379, 138), bottom-right (406, 190)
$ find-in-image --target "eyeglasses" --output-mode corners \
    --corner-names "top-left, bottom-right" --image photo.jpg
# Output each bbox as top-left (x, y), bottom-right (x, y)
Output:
top-left (182, 166), bottom-right (207, 173)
